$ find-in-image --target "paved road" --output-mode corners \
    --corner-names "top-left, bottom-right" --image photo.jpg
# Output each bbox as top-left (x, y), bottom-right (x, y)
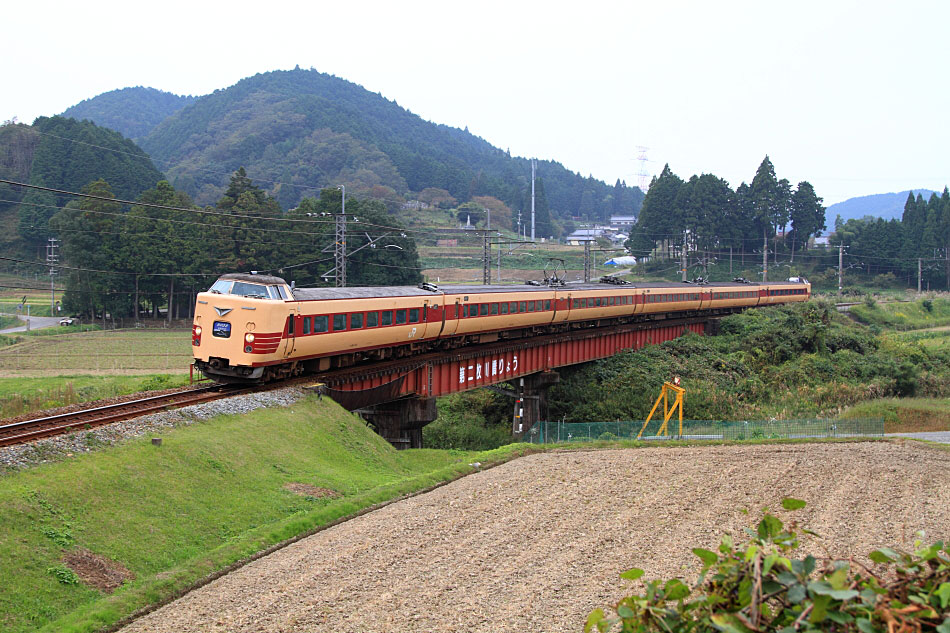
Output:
top-left (886, 432), bottom-right (950, 444)
top-left (0, 315), bottom-right (63, 334)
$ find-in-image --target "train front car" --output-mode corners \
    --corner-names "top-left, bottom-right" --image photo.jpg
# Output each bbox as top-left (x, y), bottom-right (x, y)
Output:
top-left (192, 273), bottom-right (295, 383)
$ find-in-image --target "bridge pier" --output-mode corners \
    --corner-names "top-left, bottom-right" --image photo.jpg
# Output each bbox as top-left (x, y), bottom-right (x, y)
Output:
top-left (513, 370), bottom-right (560, 437)
top-left (356, 397), bottom-right (437, 450)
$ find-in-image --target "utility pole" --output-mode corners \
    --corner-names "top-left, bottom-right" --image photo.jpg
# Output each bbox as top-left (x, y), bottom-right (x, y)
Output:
top-left (762, 233), bottom-right (768, 282)
top-left (584, 239), bottom-right (592, 283)
top-left (837, 244), bottom-right (847, 295)
top-left (516, 210), bottom-right (521, 238)
top-left (729, 246), bottom-right (733, 275)
top-left (530, 159), bottom-right (536, 241)
top-left (46, 237), bottom-right (58, 315)
top-left (483, 232), bottom-right (491, 285)
top-left (681, 231), bottom-right (688, 282)
top-left (918, 258), bottom-right (922, 294)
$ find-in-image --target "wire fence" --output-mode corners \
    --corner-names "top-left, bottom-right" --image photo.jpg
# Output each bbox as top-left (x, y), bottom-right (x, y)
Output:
top-left (525, 418), bottom-right (885, 444)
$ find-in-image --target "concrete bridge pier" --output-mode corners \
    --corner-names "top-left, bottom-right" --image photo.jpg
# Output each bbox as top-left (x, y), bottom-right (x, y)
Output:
top-left (357, 397), bottom-right (437, 450)
top-left (513, 370), bottom-right (560, 437)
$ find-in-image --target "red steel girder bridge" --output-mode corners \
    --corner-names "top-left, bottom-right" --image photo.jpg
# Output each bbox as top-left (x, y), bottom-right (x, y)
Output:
top-left (316, 316), bottom-right (710, 448)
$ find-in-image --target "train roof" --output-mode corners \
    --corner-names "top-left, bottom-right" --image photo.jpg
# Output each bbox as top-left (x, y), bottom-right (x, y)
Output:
top-left (219, 273), bottom-right (288, 285)
top-left (290, 279), bottom-right (806, 301)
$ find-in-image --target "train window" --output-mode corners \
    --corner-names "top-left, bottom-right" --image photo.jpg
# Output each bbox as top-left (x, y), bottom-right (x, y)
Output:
top-left (545, 300), bottom-right (551, 311)
top-left (395, 309), bottom-right (407, 324)
top-left (381, 311), bottom-right (393, 326)
top-left (480, 304), bottom-right (489, 316)
top-left (287, 315), bottom-right (295, 335)
top-left (314, 315), bottom-right (328, 333)
top-left (509, 301), bottom-right (517, 313)
top-left (351, 313), bottom-right (364, 329)
top-left (520, 301), bottom-right (527, 312)
top-left (210, 279), bottom-right (234, 294)
top-left (408, 309), bottom-right (419, 323)
top-left (333, 314), bottom-right (347, 331)
top-left (231, 281), bottom-right (269, 298)
top-left (303, 317), bottom-right (312, 335)
top-left (500, 302), bottom-right (509, 314)
top-left (490, 303), bottom-right (498, 315)
top-left (276, 285), bottom-right (289, 300)
top-left (527, 301), bottom-right (535, 312)
top-left (366, 312), bottom-right (378, 328)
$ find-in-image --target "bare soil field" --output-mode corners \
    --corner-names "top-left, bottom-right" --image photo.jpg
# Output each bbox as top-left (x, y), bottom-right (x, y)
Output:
top-left (122, 441), bottom-right (950, 633)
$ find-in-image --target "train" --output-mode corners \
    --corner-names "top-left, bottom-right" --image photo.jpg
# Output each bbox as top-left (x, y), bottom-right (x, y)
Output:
top-left (191, 273), bottom-right (810, 383)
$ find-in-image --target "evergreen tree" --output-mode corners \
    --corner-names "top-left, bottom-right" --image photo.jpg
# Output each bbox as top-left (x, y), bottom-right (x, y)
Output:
top-left (628, 164), bottom-right (683, 257)
top-left (788, 181), bottom-right (825, 262)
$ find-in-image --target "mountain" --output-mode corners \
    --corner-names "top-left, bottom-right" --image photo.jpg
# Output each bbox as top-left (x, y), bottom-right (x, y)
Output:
top-left (0, 116), bottom-right (166, 251)
top-left (825, 189), bottom-right (936, 231)
top-left (61, 87), bottom-right (196, 142)
top-left (133, 68), bottom-right (642, 227)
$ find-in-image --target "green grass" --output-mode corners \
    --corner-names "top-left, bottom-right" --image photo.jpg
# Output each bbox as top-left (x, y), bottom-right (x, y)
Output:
top-left (847, 297), bottom-right (950, 330)
top-left (0, 374), bottom-right (192, 419)
top-left (0, 395), bottom-right (530, 633)
top-left (840, 397), bottom-right (950, 433)
top-left (0, 330), bottom-right (192, 374)
top-left (0, 313), bottom-right (19, 329)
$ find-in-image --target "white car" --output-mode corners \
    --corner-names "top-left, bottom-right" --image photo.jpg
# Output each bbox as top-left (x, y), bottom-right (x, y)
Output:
top-left (59, 317), bottom-right (75, 326)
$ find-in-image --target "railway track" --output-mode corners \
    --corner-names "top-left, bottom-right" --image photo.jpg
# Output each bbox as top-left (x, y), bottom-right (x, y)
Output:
top-left (0, 385), bottom-right (255, 448)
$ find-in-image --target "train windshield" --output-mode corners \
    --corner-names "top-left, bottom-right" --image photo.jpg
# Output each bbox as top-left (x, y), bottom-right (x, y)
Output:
top-left (209, 280), bottom-right (281, 299)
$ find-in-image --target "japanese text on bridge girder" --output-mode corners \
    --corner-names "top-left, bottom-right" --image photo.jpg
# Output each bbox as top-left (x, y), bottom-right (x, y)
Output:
top-left (458, 354), bottom-right (518, 384)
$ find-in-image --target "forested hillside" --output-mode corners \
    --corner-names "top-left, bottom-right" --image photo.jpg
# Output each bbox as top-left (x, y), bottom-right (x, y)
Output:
top-left (824, 189), bottom-right (936, 229)
top-left (0, 117), bottom-right (166, 255)
top-left (61, 87), bottom-right (196, 142)
top-left (137, 68), bottom-right (642, 229)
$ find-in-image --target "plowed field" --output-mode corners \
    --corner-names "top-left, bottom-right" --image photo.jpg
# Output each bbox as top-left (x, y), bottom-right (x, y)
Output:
top-left (122, 441), bottom-right (950, 633)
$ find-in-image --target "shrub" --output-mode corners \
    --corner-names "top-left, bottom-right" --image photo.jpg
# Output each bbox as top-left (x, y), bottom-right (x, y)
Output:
top-left (587, 499), bottom-right (950, 633)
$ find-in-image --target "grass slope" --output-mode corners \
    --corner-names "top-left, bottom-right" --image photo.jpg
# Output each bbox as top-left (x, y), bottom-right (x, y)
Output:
top-left (848, 297), bottom-right (950, 330)
top-left (0, 395), bottom-right (520, 633)
top-left (841, 397), bottom-right (950, 432)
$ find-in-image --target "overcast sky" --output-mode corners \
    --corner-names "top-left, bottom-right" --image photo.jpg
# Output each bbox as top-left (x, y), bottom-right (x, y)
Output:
top-left (4, 0), bottom-right (948, 204)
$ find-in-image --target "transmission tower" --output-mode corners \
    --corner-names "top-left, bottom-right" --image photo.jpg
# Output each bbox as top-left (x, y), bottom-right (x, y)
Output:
top-left (636, 146), bottom-right (651, 192)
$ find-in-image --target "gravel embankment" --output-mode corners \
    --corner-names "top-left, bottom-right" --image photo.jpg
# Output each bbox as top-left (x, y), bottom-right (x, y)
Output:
top-left (122, 441), bottom-right (950, 633)
top-left (0, 388), bottom-right (306, 473)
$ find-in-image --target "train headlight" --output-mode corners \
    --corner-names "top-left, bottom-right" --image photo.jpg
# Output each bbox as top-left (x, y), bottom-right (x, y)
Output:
top-left (194, 326), bottom-right (202, 336)
top-left (245, 333), bottom-right (255, 343)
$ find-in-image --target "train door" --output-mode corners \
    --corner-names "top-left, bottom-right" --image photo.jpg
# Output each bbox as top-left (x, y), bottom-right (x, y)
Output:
top-left (418, 299), bottom-right (432, 339)
top-left (441, 298), bottom-right (461, 336)
top-left (283, 311), bottom-right (296, 357)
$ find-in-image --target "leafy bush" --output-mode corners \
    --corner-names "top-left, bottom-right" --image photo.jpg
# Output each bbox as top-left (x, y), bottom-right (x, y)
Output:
top-left (588, 499), bottom-right (950, 633)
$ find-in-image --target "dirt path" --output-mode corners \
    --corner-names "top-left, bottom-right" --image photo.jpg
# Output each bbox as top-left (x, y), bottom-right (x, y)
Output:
top-left (122, 441), bottom-right (950, 633)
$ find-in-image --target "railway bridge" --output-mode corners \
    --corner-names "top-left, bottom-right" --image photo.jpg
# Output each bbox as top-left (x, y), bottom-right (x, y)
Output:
top-left (315, 315), bottom-right (712, 448)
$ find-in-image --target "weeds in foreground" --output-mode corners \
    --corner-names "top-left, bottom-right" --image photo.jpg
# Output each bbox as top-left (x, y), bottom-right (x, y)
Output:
top-left (588, 499), bottom-right (950, 633)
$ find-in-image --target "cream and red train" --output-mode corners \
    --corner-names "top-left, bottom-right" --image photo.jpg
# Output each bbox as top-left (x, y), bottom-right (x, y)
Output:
top-left (192, 273), bottom-right (810, 383)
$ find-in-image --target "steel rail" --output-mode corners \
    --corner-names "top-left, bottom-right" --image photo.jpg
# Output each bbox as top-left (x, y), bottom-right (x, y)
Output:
top-left (0, 385), bottom-right (254, 447)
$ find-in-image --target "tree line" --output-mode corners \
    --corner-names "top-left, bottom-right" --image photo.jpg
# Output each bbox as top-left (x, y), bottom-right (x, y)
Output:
top-left (626, 156), bottom-right (826, 266)
top-left (49, 168), bottom-right (421, 320)
top-left (832, 188), bottom-right (950, 288)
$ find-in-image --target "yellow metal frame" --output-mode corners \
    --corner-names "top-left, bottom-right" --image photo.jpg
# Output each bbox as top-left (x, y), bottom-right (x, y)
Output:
top-left (637, 382), bottom-right (685, 439)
